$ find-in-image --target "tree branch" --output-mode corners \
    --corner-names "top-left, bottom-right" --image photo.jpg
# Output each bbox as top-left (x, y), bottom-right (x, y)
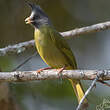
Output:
top-left (1, 21), bottom-right (110, 56)
top-left (0, 70), bottom-right (109, 82)
top-left (0, 40), bottom-right (35, 56)
top-left (61, 21), bottom-right (110, 37)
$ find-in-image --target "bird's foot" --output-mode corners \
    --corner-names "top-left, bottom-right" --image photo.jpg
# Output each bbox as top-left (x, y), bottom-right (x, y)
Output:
top-left (37, 67), bottom-right (52, 73)
top-left (57, 66), bottom-right (65, 74)
top-left (56, 66), bottom-right (66, 79)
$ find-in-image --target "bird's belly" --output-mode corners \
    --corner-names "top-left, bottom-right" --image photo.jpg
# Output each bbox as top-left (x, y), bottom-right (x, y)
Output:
top-left (36, 42), bottom-right (68, 68)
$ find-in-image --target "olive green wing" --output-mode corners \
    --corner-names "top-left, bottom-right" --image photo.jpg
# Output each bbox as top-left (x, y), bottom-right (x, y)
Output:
top-left (49, 27), bottom-right (77, 69)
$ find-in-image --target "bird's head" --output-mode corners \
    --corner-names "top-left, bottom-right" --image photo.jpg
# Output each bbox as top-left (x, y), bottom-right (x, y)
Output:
top-left (25, 2), bottom-right (51, 28)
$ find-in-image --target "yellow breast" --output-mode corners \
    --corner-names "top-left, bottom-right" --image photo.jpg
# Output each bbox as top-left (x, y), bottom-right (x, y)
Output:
top-left (34, 26), bottom-right (69, 68)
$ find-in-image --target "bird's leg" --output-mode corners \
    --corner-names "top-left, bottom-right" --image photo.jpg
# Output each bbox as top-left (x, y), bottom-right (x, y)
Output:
top-left (56, 66), bottom-right (66, 80)
top-left (37, 67), bottom-right (52, 73)
top-left (57, 66), bottom-right (66, 74)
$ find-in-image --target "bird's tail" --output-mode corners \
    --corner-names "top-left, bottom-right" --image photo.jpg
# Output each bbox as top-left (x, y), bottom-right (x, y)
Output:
top-left (69, 79), bottom-right (88, 109)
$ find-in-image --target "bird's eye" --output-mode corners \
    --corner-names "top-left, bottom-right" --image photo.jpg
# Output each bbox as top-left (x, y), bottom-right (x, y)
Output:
top-left (33, 15), bottom-right (40, 20)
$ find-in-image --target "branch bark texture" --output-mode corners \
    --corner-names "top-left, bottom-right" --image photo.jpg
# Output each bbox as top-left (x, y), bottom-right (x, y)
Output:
top-left (0, 40), bottom-right (35, 56)
top-left (1, 21), bottom-right (110, 56)
top-left (0, 70), bottom-right (109, 82)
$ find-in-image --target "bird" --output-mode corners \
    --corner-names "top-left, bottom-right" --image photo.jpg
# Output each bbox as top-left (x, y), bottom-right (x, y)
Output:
top-left (25, 2), bottom-right (88, 109)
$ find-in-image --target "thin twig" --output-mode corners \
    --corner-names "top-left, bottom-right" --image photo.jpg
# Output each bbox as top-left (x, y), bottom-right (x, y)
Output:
top-left (98, 80), bottom-right (110, 87)
top-left (76, 71), bottom-right (105, 110)
top-left (1, 21), bottom-right (110, 56)
top-left (12, 52), bottom-right (37, 71)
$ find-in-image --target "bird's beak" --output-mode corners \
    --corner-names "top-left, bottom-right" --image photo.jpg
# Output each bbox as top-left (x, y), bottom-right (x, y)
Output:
top-left (25, 17), bottom-right (33, 24)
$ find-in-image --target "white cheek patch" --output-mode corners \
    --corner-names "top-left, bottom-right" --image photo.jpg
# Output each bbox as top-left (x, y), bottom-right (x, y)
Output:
top-left (30, 11), bottom-right (35, 19)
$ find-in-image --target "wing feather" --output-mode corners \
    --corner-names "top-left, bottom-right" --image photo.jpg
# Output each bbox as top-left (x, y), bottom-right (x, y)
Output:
top-left (49, 27), bottom-right (77, 69)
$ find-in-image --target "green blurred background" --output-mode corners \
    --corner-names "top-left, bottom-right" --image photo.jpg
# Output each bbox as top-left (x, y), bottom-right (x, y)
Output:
top-left (0, 0), bottom-right (110, 110)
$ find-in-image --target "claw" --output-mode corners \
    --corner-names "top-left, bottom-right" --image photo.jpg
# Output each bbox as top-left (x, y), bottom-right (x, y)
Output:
top-left (57, 66), bottom-right (66, 74)
top-left (56, 66), bottom-right (66, 80)
top-left (37, 67), bottom-right (52, 73)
